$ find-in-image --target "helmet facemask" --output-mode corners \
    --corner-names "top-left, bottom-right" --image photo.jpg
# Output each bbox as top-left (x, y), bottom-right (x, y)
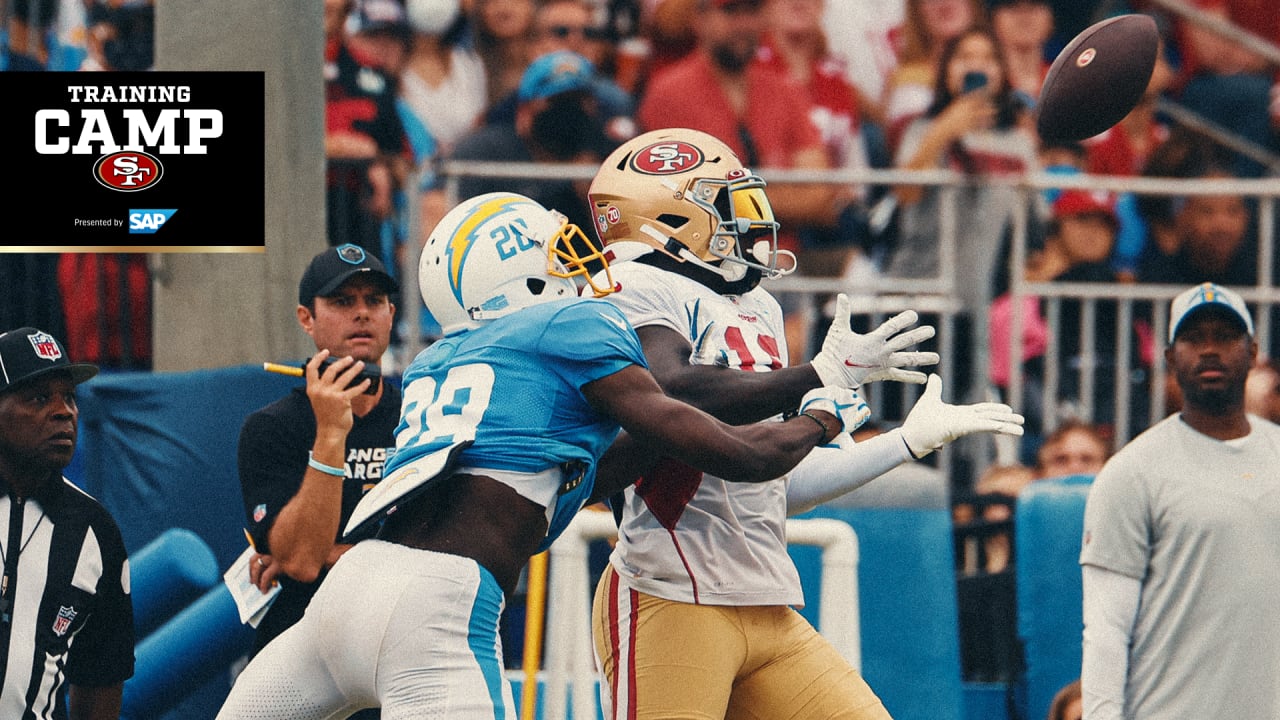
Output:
top-left (546, 212), bottom-right (618, 299)
top-left (686, 169), bottom-right (791, 282)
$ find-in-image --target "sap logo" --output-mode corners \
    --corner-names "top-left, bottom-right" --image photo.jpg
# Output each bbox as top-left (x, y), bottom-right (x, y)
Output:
top-left (129, 209), bottom-right (177, 234)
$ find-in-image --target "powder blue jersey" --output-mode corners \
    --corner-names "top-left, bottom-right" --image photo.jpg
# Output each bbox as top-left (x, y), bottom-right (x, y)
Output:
top-left (385, 298), bottom-right (647, 549)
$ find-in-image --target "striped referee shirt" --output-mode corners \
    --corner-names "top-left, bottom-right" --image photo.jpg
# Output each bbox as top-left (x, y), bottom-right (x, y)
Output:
top-left (0, 476), bottom-right (134, 719)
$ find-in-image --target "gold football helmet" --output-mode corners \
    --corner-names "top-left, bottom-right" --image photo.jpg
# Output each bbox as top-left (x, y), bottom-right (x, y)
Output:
top-left (587, 128), bottom-right (792, 285)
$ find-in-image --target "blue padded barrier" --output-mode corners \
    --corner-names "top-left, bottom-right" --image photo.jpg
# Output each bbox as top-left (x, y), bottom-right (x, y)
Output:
top-left (792, 506), bottom-right (964, 720)
top-left (72, 365), bottom-right (305, 719)
top-left (962, 682), bottom-right (1011, 720)
top-left (74, 365), bottom-right (407, 719)
top-left (1014, 474), bottom-right (1094, 720)
top-left (122, 584), bottom-right (255, 720)
top-left (74, 365), bottom-right (303, 570)
top-left (130, 527), bottom-right (221, 638)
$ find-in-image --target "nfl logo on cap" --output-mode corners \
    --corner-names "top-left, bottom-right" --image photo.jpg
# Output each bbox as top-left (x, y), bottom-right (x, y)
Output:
top-left (29, 331), bottom-right (62, 362)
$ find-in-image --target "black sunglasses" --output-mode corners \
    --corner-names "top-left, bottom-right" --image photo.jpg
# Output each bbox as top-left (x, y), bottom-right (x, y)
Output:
top-left (543, 24), bottom-right (606, 41)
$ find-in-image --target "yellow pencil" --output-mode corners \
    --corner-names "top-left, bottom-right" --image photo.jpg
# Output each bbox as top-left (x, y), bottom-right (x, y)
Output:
top-left (243, 528), bottom-right (258, 551)
top-left (262, 362), bottom-right (303, 377)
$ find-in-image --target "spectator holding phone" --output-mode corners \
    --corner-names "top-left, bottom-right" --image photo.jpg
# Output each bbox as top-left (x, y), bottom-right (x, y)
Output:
top-left (881, 0), bottom-right (988, 142)
top-left (236, 243), bottom-right (400, 705)
top-left (888, 28), bottom-right (1036, 290)
top-left (885, 28), bottom-right (1039, 402)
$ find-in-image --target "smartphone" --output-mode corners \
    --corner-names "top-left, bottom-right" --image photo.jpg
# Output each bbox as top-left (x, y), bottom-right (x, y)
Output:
top-left (962, 71), bottom-right (989, 94)
top-left (305, 356), bottom-right (382, 395)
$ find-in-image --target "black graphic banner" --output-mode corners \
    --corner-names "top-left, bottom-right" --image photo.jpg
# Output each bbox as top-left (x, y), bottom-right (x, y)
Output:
top-left (0, 71), bottom-right (265, 252)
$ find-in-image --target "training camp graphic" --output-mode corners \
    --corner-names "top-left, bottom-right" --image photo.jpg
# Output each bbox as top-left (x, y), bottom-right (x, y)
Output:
top-left (2, 71), bottom-right (265, 251)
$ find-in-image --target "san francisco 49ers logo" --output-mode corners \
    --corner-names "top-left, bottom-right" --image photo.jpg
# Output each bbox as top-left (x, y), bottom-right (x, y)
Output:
top-left (93, 151), bottom-right (164, 192)
top-left (630, 141), bottom-right (704, 175)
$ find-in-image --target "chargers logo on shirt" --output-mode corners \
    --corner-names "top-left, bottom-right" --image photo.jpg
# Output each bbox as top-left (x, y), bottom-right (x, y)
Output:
top-left (129, 209), bottom-right (177, 233)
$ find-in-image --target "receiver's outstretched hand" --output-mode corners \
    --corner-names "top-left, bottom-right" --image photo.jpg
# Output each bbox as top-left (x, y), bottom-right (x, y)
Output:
top-left (811, 294), bottom-right (939, 388)
top-left (899, 374), bottom-right (1025, 459)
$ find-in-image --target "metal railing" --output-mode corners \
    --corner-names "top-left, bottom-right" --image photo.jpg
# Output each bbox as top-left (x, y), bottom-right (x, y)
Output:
top-left (1148, 0), bottom-right (1280, 68)
top-left (403, 161), bottom-right (1280, 480)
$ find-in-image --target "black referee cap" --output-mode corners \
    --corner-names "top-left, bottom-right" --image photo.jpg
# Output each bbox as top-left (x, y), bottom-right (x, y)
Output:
top-left (0, 327), bottom-right (99, 394)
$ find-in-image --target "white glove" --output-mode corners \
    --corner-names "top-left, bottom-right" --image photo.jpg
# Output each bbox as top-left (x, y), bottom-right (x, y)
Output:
top-left (898, 374), bottom-right (1025, 458)
top-left (799, 386), bottom-right (872, 437)
top-left (810, 293), bottom-right (940, 388)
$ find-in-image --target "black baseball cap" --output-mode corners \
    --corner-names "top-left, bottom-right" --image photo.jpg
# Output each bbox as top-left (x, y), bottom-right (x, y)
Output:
top-left (0, 327), bottom-right (99, 394)
top-left (350, 0), bottom-right (411, 39)
top-left (298, 243), bottom-right (399, 307)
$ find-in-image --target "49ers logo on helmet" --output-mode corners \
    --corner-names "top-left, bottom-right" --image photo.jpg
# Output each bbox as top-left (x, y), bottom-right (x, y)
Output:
top-left (631, 141), bottom-right (704, 176)
top-left (93, 151), bottom-right (164, 192)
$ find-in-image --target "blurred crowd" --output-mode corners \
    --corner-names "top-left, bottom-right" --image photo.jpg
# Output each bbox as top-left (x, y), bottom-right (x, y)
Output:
top-left (5, 0), bottom-right (1279, 450)
top-left (320, 0), bottom-right (1280, 460)
top-left (5, 0), bottom-right (1279, 362)
top-left (297, 0), bottom-right (1280, 690)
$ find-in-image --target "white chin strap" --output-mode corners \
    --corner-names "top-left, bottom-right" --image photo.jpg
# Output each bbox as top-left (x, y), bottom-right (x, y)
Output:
top-left (638, 225), bottom-right (794, 280)
top-left (676, 246), bottom-right (746, 280)
top-left (754, 240), bottom-right (796, 277)
top-left (469, 307), bottom-right (508, 322)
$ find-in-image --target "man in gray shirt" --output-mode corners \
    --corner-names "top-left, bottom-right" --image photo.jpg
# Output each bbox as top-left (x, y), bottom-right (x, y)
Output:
top-left (1080, 282), bottom-right (1280, 719)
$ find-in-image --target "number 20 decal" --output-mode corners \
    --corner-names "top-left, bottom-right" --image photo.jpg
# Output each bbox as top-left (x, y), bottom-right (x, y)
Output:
top-left (493, 218), bottom-right (536, 260)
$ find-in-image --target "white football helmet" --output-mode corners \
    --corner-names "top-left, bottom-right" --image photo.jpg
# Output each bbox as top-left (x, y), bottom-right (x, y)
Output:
top-left (587, 128), bottom-right (793, 285)
top-left (420, 192), bottom-right (617, 335)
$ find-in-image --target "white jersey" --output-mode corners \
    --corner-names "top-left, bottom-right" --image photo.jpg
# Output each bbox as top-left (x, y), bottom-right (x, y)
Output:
top-left (604, 257), bottom-right (802, 606)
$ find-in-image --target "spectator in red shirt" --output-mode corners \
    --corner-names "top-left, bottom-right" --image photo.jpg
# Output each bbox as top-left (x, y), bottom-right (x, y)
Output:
top-left (1086, 40), bottom-right (1176, 177)
top-left (638, 0), bottom-right (837, 247)
top-left (1080, 41), bottom-right (1176, 277)
top-left (323, 0), bottom-right (410, 260)
top-left (641, 0), bottom-right (702, 82)
top-left (638, 0), bottom-right (839, 364)
top-left (759, 0), bottom-right (895, 276)
top-left (1169, 0), bottom-right (1280, 176)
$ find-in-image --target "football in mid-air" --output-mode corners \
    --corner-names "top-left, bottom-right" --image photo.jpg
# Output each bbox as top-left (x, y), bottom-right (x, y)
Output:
top-left (1036, 14), bottom-right (1159, 142)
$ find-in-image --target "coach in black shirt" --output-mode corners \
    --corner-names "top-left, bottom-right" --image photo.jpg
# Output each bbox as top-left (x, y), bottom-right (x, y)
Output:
top-left (238, 243), bottom-right (400, 691)
top-left (0, 327), bottom-right (134, 720)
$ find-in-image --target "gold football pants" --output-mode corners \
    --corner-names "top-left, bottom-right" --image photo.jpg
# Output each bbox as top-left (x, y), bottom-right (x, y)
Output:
top-left (592, 564), bottom-right (892, 720)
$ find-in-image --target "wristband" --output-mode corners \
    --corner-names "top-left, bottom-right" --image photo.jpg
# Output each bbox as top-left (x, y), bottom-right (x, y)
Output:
top-left (798, 410), bottom-right (832, 444)
top-left (307, 452), bottom-right (346, 478)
